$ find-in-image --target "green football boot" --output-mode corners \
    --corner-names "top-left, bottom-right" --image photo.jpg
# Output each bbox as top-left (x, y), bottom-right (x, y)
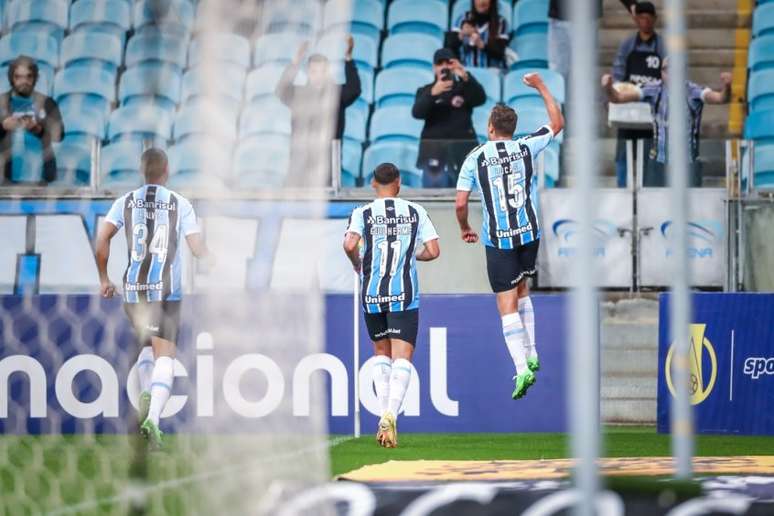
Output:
top-left (140, 419), bottom-right (164, 450)
top-left (527, 356), bottom-right (541, 372)
top-left (512, 370), bottom-right (536, 400)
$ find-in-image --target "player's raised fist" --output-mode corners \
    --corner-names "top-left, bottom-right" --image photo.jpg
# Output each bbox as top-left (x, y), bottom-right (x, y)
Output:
top-left (601, 74), bottom-right (613, 89)
top-left (522, 73), bottom-right (543, 89)
top-left (461, 228), bottom-right (479, 243)
top-left (100, 280), bottom-right (116, 298)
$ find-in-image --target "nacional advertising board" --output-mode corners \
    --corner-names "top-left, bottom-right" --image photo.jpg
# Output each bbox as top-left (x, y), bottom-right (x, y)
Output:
top-left (1, 294), bottom-right (568, 434)
top-left (657, 293), bottom-right (774, 434)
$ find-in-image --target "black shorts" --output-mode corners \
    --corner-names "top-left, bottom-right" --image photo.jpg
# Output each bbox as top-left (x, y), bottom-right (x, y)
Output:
top-left (364, 309), bottom-right (419, 346)
top-left (485, 240), bottom-right (540, 293)
top-left (124, 301), bottom-right (181, 345)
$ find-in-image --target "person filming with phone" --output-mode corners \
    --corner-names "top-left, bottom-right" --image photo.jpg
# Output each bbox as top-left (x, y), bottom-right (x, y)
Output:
top-left (412, 48), bottom-right (486, 188)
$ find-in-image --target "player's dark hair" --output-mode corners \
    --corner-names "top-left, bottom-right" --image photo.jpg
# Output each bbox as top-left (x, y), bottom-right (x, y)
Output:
top-left (373, 163), bottom-right (400, 185)
top-left (8, 55), bottom-right (38, 88)
top-left (141, 148), bottom-right (168, 183)
top-left (489, 104), bottom-right (517, 137)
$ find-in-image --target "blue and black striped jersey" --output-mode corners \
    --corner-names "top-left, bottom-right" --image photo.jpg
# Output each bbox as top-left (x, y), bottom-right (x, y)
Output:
top-left (347, 198), bottom-right (438, 314)
top-left (105, 184), bottom-right (200, 303)
top-left (457, 125), bottom-right (554, 249)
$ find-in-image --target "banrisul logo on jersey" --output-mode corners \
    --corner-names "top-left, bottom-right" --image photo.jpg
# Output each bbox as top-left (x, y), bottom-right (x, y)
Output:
top-left (552, 219), bottom-right (618, 257)
top-left (660, 220), bottom-right (722, 259)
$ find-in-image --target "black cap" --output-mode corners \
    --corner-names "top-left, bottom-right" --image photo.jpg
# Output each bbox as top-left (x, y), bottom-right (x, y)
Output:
top-left (635, 2), bottom-right (656, 16)
top-left (433, 48), bottom-right (455, 64)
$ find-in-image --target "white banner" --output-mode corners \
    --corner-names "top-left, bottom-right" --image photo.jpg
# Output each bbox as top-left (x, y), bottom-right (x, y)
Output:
top-left (538, 189), bottom-right (633, 288)
top-left (639, 188), bottom-right (726, 287)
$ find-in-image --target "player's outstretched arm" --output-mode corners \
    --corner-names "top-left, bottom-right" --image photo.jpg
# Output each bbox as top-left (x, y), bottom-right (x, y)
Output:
top-left (601, 73), bottom-right (641, 104)
top-left (523, 72), bottom-right (564, 136)
top-left (703, 72), bottom-right (733, 104)
top-left (416, 239), bottom-right (440, 262)
top-left (95, 221), bottom-right (118, 298)
top-left (455, 191), bottom-right (478, 243)
top-left (343, 232), bottom-right (362, 272)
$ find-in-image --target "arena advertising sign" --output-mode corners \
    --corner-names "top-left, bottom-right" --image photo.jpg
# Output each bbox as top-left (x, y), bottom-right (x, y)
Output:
top-left (0, 294), bottom-right (568, 434)
top-left (657, 293), bottom-right (774, 434)
top-left (639, 189), bottom-right (725, 287)
top-left (538, 189), bottom-right (632, 288)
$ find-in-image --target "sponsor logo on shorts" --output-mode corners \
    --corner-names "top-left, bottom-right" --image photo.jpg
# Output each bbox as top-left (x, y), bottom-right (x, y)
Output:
top-left (124, 281), bottom-right (164, 292)
top-left (496, 223), bottom-right (532, 239)
top-left (743, 357), bottom-right (774, 380)
top-left (365, 293), bottom-right (406, 304)
top-left (375, 328), bottom-right (403, 338)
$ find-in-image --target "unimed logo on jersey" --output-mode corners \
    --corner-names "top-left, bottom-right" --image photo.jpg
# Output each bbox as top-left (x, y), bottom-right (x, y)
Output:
top-left (665, 324), bottom-right (718, 405)
top-left (661, 220), bottom-right (722, 259)
top-left (552, 219), bottom-right (617, 257)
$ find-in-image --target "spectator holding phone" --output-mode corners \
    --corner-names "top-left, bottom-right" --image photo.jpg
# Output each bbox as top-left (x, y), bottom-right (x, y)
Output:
top-left (412, 48), bottom-right (486, 188)
top-left (0, 55), bottom-right (63, 185)
top-left (446, 0), bottom-right (510, 69)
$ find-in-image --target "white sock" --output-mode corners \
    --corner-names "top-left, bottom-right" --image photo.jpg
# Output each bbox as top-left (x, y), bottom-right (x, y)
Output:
top-left (136, 346), bottom-right (155, 394)
top-left (502, 312), bottom-right (528, 375)
top-left (387, 358), bottom-right (412, 418)
top-left (147, 356), bottom-right (174, 425)
top-left (371, 355), bottom-right (392, 416)
top-left (519, 296), bottom-right (538, 361)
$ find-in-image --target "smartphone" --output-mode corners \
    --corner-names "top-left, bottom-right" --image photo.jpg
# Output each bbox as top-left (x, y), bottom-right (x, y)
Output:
top-left (441, 68), bottom-right (453, 81)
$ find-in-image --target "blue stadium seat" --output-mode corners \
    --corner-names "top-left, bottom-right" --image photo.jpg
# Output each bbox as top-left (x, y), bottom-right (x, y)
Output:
top-left (245, 63), bottom-right (289, 103)
top-left (54, 66), bottom-right (116, 118)
top-left (451, 0), bottom-right (513, 32)
top-left (188, 33), bottom-right (251, 70)
top-left (752, 143), bottom-right (774, 187)
top-left (133, 0), bottom-right (195, 36)
top-left (0, 65), bottom-right (52, 96)
top-left (125, 31), bottom-right (189, 70)
top-left (344, 107), bottom-right (367, 143)
top-left (362, 141), bottom-right (421, 187)
top-left (69, 0), bottom-right (131, 44)
top-left (356, 68), bottom-right (374, 107)
top-left (119, 64), bottom-right (182, 111)
top-left (59, 104), bottom-right (107, 147)
top-left (753, 4), bottom-right (774, 37)
top-left (369, 106), bottom-right (423, 142)
top-left (749, 35), bottom-right (774, 71)
top-left (504, 68), bottom-right (565, 104)
top-left (323, 0), bottom-right (384, 42)
top-left (239, 99), bottom-right (292, 140)
top-left (374, 67), bottom-right (433, 108)
top-left (315, 32), bottom-right (379, 71)
top-left (108, 104), bottom-right (173, 144)
top-left (181, 64), bottom-right (245, 113)
top-left (513, 0), bottom-right (549, 36)
top-left (387, 0), bottom-right (447, 40)
top-left (259, 0), bottom-right (322, 36)
top-left (173, 101), bottom-right (238, 144)
top-left (52, 141), bottom-right (92, 186)
top-left (7, 0), bottom-right (69, 44)
top-left (100, 140), bottom-right (143, 187)
top-left (745, 108), bottom-right (774, 140)
top-left (167, 138), bottom-right (231, 190)
top-left (61, 32), bottom-right (123, 74)
top-left (509, 33), bottom-right (549, 69)
top-left (540, 141), bottom-right (560, 187)
top-left (0, 33), bottom-right (59, 77)
top-left (233, 135), bottom-right (290, 188)
top-left (340, 139), bottom-right (362, 186)
top-left (469, 67), bottom-right (502, 104)
top-left (253, 32), bottom-right (309, 67)
top-left (748, 70), bottom-right (774, 112)
top-left (472, 107), bottom-right (491, 141)
top-left (381, 33), bottom-right (439, 69)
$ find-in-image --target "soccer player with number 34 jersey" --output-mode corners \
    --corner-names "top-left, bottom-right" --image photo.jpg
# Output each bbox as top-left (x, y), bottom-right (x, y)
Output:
top-left (455, 73), bottom-right (564, 400)
top-left (343, 163), bottom-right (440, 448)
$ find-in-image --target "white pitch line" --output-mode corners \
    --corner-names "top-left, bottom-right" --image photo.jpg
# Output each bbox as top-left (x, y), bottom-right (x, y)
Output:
top-left (47, 435), bottom-right (353, 516)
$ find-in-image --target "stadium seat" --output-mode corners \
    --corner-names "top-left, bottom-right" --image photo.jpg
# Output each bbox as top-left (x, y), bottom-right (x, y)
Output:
top-left (52, 141), bottom-right (92, 186)
top-left (340, 139), bottom-right (362, 186)
top-left (369, 106), bottom-right (423, 142)
top-left (188, 33), bottom-right (251, 70)
top-left (748, 70), bottom-right (774, 112)
top-left (54, 66), bottom-right (116, 119)
top-left (381, 33), bottom-right (439, 69)
top-left (133, 0), bottom-right (195, 36)
top-left (387, 0), bottom-right (447, 40)
top-left (259, 0), bottom-right (322, 36)
top-left (100, 140), bottom-right (144, 187)
top-left (0, 65), bottom-right (52, 96)
top-left (362, 141), bottom-right (421, 187)
top-left (344, 107), bottom-right (367, 143)
top-left (749, 35), bottom-right (774, 71)
top-left (504, 68), bottom-right (565, 105)
top-left (239, 99), bottom-right (292, 139)
top-left (6, 0), bottom-right (69, 44)
top-left (745, 108), bottom-right (774, 141)
top-left (513, 0), bottom-right (550, 36)
top-left (233, 135), bottom-right (290, 188)
top-left (469, 67), bottom-right (502, 104)
top-left (752, 143), bottom-right (774, 187)
top-left (125, 32), bottom-right (189, 70)
top-left (0, 33), bottom-right (59, 77)
top-left (59, 104), bottom-right (107, 147)
top-left (181, 64), bottom-right (245, 114)
top-left (451, 0), bottom-right (513, 32)
top-left (70, 0), bottom-right (132, 44)
top-left (509, 33), bottom-right (549, 69)
top-left (513, 105), bottom-right (555, 137)
top-left (540, 140), bottom-right (560, 187)
top-left (245, 63), bottom-right (290, 103)
top-left (322, 0), bottom-right (385, 42)
top-left (753, 4), bottom-right (774, 37)
top-left (355, 67), bottom-right (374, 107)
top-left (108, 104), bottom-right (173, 145)
top-left (119, 65), bottom-right (182, 111)
top-left (374, 68), bottom-right (432, 108)
top-left (173, 101), bottom-right (238, 145)
top-left (253, 32), bottom-right (309, 67)
top-left (61, 32), bottom-right (123, 74)
top-left (473, 107), bottom-right (491, 141)
top-left (315, 32), bottom-right (379, 71)
top-left (167, 138), bottom-right (231, 190)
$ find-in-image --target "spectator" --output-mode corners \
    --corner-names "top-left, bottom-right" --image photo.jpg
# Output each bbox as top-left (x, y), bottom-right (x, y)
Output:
top-left (412, 48), bottom-right (486, 188)
top-left (445, 0), bottom-right (510, 69)
top-left (0, 56), bottom-right (63, 185)
top-left (548, 0), bottom-right (637, 83)
top-left (603, 58), bottom-right (732, 187)
top-left (611, 1), bottom-right (664, 187)
top-left (276, 35), bottom-right (361, 186)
